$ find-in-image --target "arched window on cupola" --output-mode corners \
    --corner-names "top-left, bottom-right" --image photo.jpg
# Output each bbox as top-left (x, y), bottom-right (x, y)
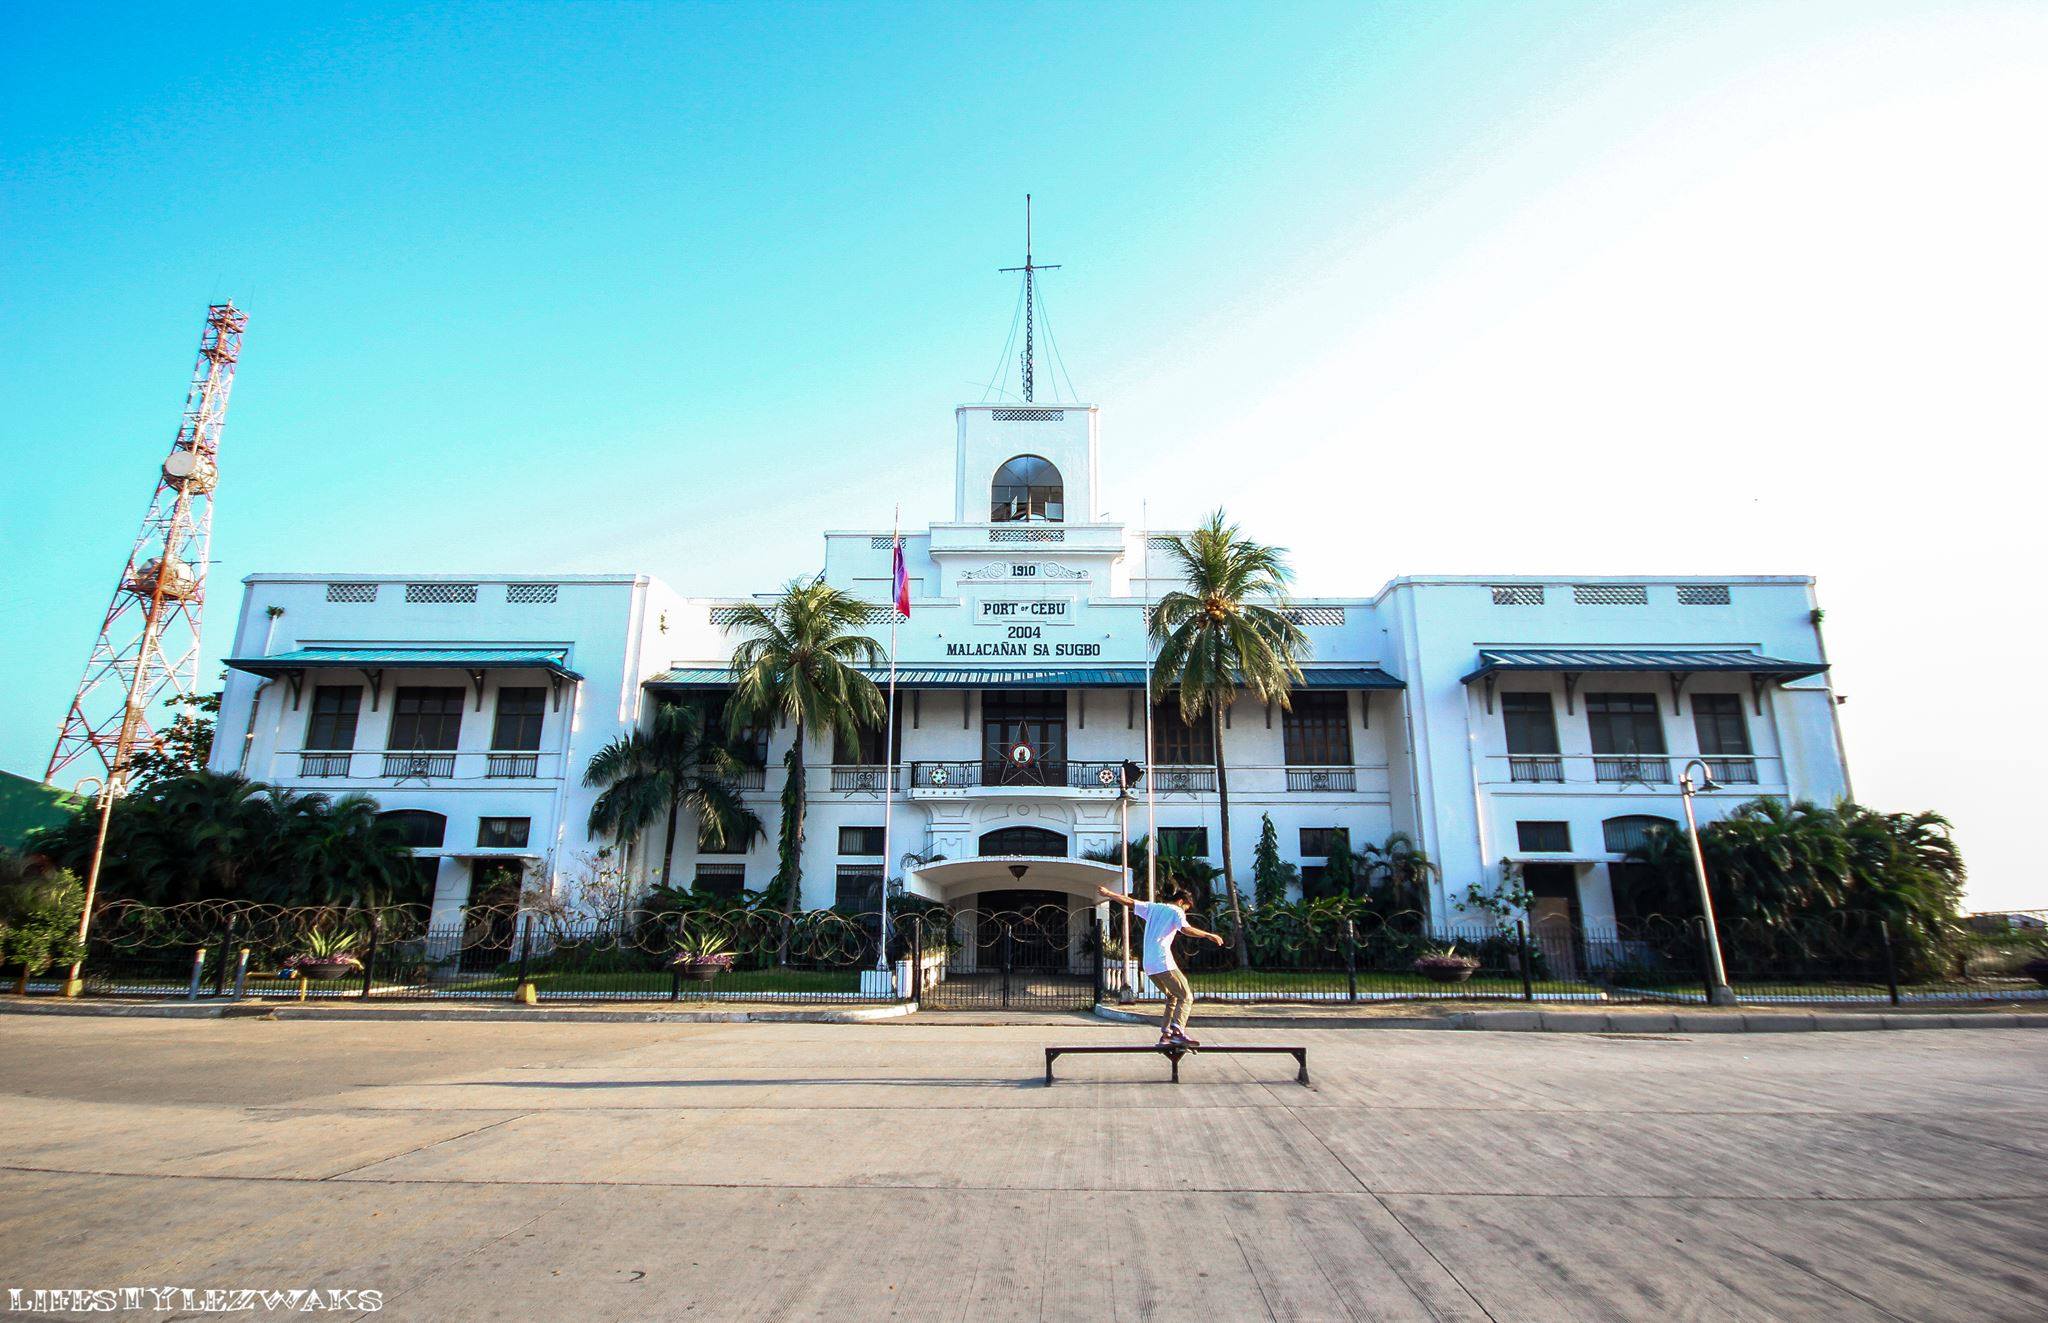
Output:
top-left (991, 455), bottom-right (1063, 523)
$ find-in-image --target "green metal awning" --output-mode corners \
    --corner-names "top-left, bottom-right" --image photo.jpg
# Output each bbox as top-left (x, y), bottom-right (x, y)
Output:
top-left (647, 665), bottom-right (1403, 690)
top-left (1460, 648), bottom-right (1826, 685)
top-left (226, 647), bottom-right (583, 681)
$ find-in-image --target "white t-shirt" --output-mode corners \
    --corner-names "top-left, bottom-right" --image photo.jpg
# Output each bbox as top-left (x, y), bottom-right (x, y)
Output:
top-left (1133, 900), bottom-right (1188, 976)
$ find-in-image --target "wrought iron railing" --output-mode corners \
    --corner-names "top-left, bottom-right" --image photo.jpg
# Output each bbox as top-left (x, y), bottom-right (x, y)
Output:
top-left (382, 751), bottom-right (456, 779)
top-left (1286, 767), bottom-right (1356, 792)
top-left (486, 752), bottom-right (540, 778)
top-left (829, 764), bottom-right (899, 793)
top-left (1147, 765), bottom-right (1216, 794)
top-left (1702, 756), bottom-right (1758, 784)
top-left (299, 752), bottom-right (353, 778)
top-left (1508, 755), bottom-right (1565, 783)
top-left (1594, 755), bottom-right (1671, 784)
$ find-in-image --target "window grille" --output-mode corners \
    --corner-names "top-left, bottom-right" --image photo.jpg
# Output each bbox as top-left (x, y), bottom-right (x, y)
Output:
top-left (709, 606), bottom-right (747, 626)
top-left (868, 535), bottom-right (895, 549)
top-left (326, 583), bottom-right (378, 603)
top-left (506, 583), bottom-right (558, 604)
top-left (1491, 585), bottom-right (1544, 605)
top-left (991, 408), bottom-right (1063, 421)
top-left (1281, 606), bottom-right (1345, 626)
top-left (990, 528), bottom-right (1064, 543)
top-left (1148, 536), bottom-right (1178, 551)
top-left (694, 863), bottom-right (746, 898)
top-left (1678, 584), bottom-right (1732, 605)
top-left (404, 583), bottom-right (478, 604)
top-left (1573, 584), bottom-right (1648, 605)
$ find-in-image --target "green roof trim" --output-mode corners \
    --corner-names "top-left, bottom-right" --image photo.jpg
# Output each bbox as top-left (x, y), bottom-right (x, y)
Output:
top-left (0, 770), bottom-right (82, 850)
top-left (225, 647), bottom-right (583, 681)
top-left (1460, 648), bottom-right (1827, 685)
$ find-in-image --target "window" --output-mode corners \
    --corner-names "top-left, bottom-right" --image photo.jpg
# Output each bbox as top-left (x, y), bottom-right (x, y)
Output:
top-left (1692, 694), bottom-right (1751, 755)
top-left (1158, 827), bottom-right (1208, 856)
top-left (978, 826), bottom-right (1067, 857)
top-left (1585, 693), bottom-right (1666, 755)
top-left (304, 686), bottom-right (362, 750)
top-left (491, 687), bottom-right (546, 751)
top-left (832, 709), bottom-right (902, 765)
top-left (694, 863), bottom-right (745, 898)
top-left (1501, 694), bottom-right (1560, 755)
top-left (839, 826), bottom-right (885, 856)
top-left (387, 687), bottom-right (464, 750)
top-left (1282, 692), bottom-right (1352, 766)
top-left (1517, 821), bottom-right (1571, 853)
top-left (990, 454), bottom-right (1064, 523)
top-left (696, 823), bottom-right (747, 855)
top-left (1603, 815), bottom-right (1677, 855)
top-left (834, 864), bottom-right (883, 911)
top-left (378, 810), bottom-right (446, 849)
top-left (698, 693), bottom-right (769, 769)
top-left (1299, 827), bottom-right (1348, 858)
top-left (1151, 698), bottom-right (1215, 765)
top-left (477, 817), bottom-right (531, 849)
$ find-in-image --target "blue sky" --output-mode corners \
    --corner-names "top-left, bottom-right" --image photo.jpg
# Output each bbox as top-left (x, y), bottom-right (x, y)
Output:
top-left (4, 2), bottom-right (2043, 907)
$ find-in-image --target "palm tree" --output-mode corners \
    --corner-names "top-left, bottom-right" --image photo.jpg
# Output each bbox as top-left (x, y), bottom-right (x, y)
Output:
top-left (1150, 510), bottom-right (1308, 963)
top-left (1359, 831), bottom-right (1439, 916)
top-left (722, 580), bottom-right (884, 948)
top-left (584, 700), bottom-right (764, 888)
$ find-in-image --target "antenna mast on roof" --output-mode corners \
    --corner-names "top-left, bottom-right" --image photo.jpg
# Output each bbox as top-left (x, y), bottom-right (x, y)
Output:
top-left (998, 194), bottom-right (1059, 402)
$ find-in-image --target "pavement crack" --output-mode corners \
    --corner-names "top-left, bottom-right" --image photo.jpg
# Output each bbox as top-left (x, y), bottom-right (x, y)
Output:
top-left (318, 1112), bottom-right (528, 1181)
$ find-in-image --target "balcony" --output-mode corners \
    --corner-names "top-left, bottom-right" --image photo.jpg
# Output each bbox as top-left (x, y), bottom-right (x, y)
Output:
top-left (908, 760), bottom-right (1128, 791)
top-left (486, 752), bottom-right (540, 779)
top-left (1147, 766), bottom-right (1216, 794)
top-left (1508, 755), bottom-right (1564, 784)
top-left (270, 749), bottom-right (565, 784)
top-left (1285, 767), bottom-right (1356, 793)
top-left (1480, 753), bottom-right (1780, 789)
top-left (830, 764), bottom-right (900, 794)
top-left (1594, 755), bottom-right (1671, 784)
top-left (299, 752), bottom-right (353, 778)
top-left (1703, 756), bottom-right (1759, 785)
top-left (383, 751), bottom-right (456, 780)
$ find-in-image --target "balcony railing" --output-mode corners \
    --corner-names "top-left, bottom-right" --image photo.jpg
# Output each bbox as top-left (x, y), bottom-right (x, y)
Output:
top-left (486, 752), bottom-right (540, 779)
top-left (382, 751), bottom-right (456, 780)
top-left (830, 764), bottom-right (899, 793)
top-left (1703, 756), bottom-right (1759, 784)
top-left (1594, 755), bottom-right (1671, 784)
top-left (1147, 765), bottom-right (1216, 794)
top-left (299, 752), bottom-right (353, 778)
top-left (1286, 767), bottom-right (1357, 792)
top-left (1508, 755), bottom-right (1565, 783)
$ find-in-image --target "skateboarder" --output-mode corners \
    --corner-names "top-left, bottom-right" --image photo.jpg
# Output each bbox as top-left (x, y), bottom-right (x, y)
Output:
top-left (1096, 882), bottom-right (1225, 1047)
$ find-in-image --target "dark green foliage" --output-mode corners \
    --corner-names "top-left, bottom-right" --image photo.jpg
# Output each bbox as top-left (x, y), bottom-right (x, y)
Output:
top-left (0, 850), bottom-right (85, 977)
top-left (1251, 815), bottom-right (1297, 909)
top-left (25, 771), bottom-right (420, 909)
top-left (583, 699), bottom-right (763, 887)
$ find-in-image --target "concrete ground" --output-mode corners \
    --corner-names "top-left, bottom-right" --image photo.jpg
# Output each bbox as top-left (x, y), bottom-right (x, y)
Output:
top-left (0, 1017), bottom-right (2042, 1322)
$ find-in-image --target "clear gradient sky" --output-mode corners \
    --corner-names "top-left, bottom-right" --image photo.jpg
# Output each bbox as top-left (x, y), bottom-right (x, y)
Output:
top-left (3, 2), bottom-right (2042, 908)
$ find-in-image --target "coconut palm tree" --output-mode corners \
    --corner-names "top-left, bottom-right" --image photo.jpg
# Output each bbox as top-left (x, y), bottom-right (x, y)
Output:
top-left (1150, 510), bottom-right (1308, 963)
top-left (584, 700), bottom-right (764, 888)
top-left (722, 580), bottom-right (884, 948)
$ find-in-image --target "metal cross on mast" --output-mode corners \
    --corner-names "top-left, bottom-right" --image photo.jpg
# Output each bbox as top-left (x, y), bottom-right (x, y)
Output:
top-left (998, 194), bottom-right (1060, 403)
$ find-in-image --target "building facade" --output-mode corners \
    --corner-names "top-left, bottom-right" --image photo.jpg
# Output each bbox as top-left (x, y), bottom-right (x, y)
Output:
top-left (210, 401), bottom-right (1848, 942)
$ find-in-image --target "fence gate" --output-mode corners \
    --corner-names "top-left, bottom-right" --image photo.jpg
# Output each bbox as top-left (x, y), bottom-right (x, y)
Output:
top-left (923, 905), bottom-right (1100, 1010)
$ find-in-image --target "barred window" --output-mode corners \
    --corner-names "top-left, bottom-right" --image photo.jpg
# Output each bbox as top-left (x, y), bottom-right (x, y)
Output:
top-left (404, 583), bottom-right (479, 604)
top-left (1516, 821), bottom-right (1571, 853)
top-left (694, 863), bottom-right (745, 898)
top-left (1299, 827), bottom-right (1349, 858)
top-left (325, 583), bottom-right (377, 603)
top-left (1283, 692), bottom-right (1352, 766)
top-left (834, 864), bottom-right (884, 911)
top-left (1491, 585), bottom-right (1544, 605)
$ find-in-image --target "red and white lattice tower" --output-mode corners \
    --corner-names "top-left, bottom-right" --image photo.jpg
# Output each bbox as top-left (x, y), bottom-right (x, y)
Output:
top-left (46, 301), bottom-right (248, 786)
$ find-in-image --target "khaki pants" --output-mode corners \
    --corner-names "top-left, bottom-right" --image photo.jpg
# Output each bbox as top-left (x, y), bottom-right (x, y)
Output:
top-left (1148, 968), bottom-right (1193, 1034)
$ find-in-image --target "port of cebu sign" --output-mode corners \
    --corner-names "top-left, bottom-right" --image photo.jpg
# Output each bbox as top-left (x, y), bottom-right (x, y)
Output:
top-left (947, 596), bottom-right (1101, 657)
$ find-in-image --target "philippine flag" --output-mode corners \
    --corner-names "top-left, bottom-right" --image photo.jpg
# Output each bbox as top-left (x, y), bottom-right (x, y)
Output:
top-left (891, 535), bottom-right (911, 618)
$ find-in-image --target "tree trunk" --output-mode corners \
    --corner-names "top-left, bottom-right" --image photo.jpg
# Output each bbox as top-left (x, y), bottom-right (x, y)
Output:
top-left (1212, 705), bottom-right (1250, 966)
top-left (776, 716), bottom-right (808, 965)
top-left (660, 792), bottom-right (682, 890)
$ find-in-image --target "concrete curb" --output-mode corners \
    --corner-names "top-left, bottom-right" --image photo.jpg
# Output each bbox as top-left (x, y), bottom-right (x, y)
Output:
top-left (1090, 1004), bottom-right (2047, 1033)
top-left (0, 998), bottom-right (917, 1024)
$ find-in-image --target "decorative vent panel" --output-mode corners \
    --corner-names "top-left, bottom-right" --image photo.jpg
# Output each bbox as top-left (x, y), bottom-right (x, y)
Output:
top-left (991, 408), bottom-right (1064, 421)
top-left (1573, 584), bottom-right (1648, 605)
top-left (709, 606), bottom-right (747, 626)
top-left (404, 583), bottom-right (478, 604)
top-left (1281, 607), bottom-right (1346, 626)
top-left (868, 535), bottom-right (895, 549)
top-left (1148, 536), bottom-right (1178, 551)
top-left (326, 583), bottom-right (378, 603)
top-left (991, 528), bottom-right (1064, 543)
top-left (506, 583), bottom-right (558, 604)
top-left (1491, 585), bottom-right (1545, 606)
top-left (1678, 585), bottom-right (1732, 605)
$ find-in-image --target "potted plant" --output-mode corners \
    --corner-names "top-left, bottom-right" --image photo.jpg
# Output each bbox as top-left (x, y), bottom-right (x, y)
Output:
top-left (1413, 946), bottom-right (1480, 984)
top-left (286, 928), bottom-right (363, 981)
top-left (671, 927), bottom-right (736, 983)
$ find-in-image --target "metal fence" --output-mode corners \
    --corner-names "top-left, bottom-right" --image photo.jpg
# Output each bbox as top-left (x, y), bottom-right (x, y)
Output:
top-left (13, 901), bottom-right (2045, 1009)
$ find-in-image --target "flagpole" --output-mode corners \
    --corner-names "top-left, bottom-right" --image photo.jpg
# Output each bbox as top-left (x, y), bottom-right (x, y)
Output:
top-left (1142, 500), bottom-right (1158, 907)
top-left (878, 505), bottom-right (902, 977)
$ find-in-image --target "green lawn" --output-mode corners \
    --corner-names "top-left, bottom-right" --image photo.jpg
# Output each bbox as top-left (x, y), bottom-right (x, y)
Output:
top-left (458, 968), bottom-right (864, 996)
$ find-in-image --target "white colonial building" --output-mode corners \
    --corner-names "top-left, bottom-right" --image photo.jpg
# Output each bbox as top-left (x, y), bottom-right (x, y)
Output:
top-left (210, 400), bottom-right (1848, 948)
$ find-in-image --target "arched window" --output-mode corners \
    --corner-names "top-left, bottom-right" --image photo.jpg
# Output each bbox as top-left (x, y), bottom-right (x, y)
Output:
top-left (378, 809), bottom-right (447, 850)
top-left (1602, 815), bottom-right (1677, 855)
top-left (990, 455), bottom-right (1063, 523)
top-left (979, 826), bottom-right (1068, 857)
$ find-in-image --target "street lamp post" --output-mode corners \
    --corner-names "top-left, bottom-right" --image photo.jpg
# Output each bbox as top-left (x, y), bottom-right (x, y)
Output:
top-left (1678, 758), bottom-right (1737, 1006)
